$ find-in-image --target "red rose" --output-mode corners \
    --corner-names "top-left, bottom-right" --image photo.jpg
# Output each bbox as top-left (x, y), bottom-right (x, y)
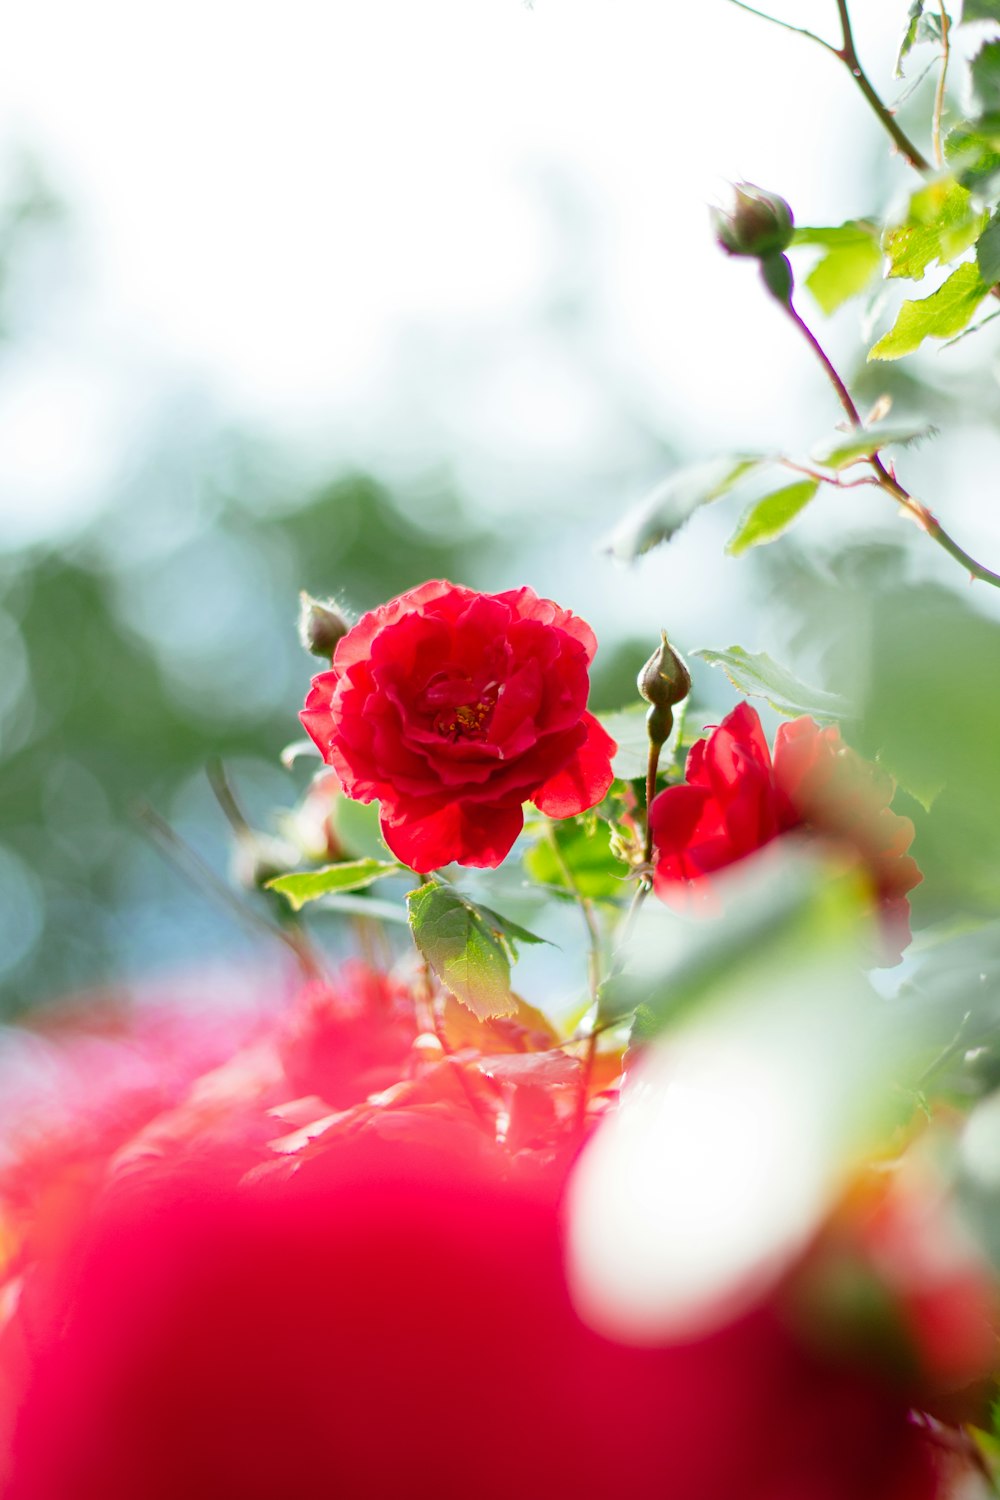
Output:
top-left (648, 703), bottom-right (922, 963)
top-left (299, 580), bottom-right (616, 872)
top-left (6, 1135), bottom-right (943, 1500)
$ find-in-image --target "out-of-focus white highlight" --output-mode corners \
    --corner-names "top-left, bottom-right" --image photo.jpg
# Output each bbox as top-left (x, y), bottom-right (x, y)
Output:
top-left (567, 1011), bottom-right (834, 1344)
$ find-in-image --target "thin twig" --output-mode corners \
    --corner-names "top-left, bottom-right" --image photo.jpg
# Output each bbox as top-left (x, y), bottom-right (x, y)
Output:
top-left (725, 0), bottom-right (838, 53)
top-left (932, 2), bottom-right (951, 168)
top-left (133, 801), bottom-right (323, 978)
top-left (779, 295), bottom-right (1000, 588)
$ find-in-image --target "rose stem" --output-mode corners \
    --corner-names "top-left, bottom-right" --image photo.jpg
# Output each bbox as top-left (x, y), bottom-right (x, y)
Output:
top-left (932, 2), bottom-right (951, 170)
top-left (779, 295), bottom-right (1000, 589)
top-left (726, 0), bottom-right (929, 171)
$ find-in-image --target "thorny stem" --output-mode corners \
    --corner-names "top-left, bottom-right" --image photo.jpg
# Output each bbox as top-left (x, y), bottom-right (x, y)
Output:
top-left (780, 296), bottom-right (1000, 589)
top-left (932, 2), bottom-right (951, 169)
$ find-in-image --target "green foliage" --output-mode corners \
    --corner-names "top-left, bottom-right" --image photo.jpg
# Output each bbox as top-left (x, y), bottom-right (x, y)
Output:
top-left (266, 859), bottom-right (400, 911)
top-left (895, 1), bottom-right (927, 75)
top-left (868, 262), bottom-right (992, 359)
top-left (524, 817), bottom-right (629, 902)
top-left (599, 850), bottom-right (871, 1036)
top-left (406, 882), bottom-right (545, 1019)
top-left (810, 420), bottom-right (936, 469)
top-left (881, 179), bottom-right (986, 282)
top-left (726, 479), bottom-right (818, 555)
top-left (604, 456), bottom-right (764, 562)
top-left (795, 222), bottom-right (882, 315)
top-left (963, 0), bottom-right (1000, 20)
top-left (859, 585), bottom-right (1000, 908)
top-left (945, 123), bottom-right (1000, 193)
top-left (596, 704), bottom-right (654, 780)
top-left (977, 208), bottom-right (1000, 284)
top-left (692, 645), bottom-right (850, 720)
top-left (970, 39), bottom-right (1000, 116)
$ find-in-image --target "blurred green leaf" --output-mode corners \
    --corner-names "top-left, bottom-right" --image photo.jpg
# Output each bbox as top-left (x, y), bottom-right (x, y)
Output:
top-left (977, 209), bottom-right (1000, 285)
top-left (963, 0), bottom-right (1000, 19)
top-left (970, 39), bottom-right (1000, 114)
top-left (597, 704), bottom-right (652, 781)
top-left (599, 850), bottom-right (871, 1035)
top-left (861, 586), bottom-right (1000, 908)
top-left (525, 817), bottom-right (629, 903)
top-left (882, 179), bottom-right (986, 282)
top-left (726, 479), bottom-right (819, 555)
top-left (603, 456), bottom-right (765, 562)
top-left (406, 881), bottom-right (518, 1019)
top-left (335, 796), bottom-right (388, 861)
top-left (266, 858), bottom-right (400, 910)
top-left (792, 222), bottom-right (882, 314)
top-left (945, 122), bottom-right (1000, 193)
top-left (869, 263), bottom-right (991, 359)
top-left (811, 420), bottom-right (936, 469)
top-left (693, 645), bottom-right (851, 719)
top-left (896, 1), bottom-right (926, 74)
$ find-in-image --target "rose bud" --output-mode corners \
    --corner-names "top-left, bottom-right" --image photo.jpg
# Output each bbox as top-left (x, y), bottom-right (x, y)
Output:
top-left (711, 182), bottom-right (794, 260)
top-left (638, 632), bottom-right (691, 747)
top-left (298, 592), bottom-right (350, 660)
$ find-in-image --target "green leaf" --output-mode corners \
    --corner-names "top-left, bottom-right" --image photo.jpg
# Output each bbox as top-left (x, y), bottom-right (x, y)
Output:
top-left (945, 123), bottom-right (1000, 193)
top-left (524, 817), bottom-right (629, 902)
top-left (266, 858), bottom-right (401, 910)
top-left (473, 904), bottom-right (550, 949)
top-left (335, 795), bottom-right (388, 861)
top-left (602, 850), bottom-right (872, 1036)
top-left (406, 882), bottom-right (518, 1019)
top-left (726, 479), bottom-right (818, 555)
top-left (868, 262), bottom-right (991, 359)
top-left (882, 179), bottom-right (986, 282)
top-left (806, 236), bottom-right (882, 316)
top-left (596, 704), bottom-right (654, 781)
top-left (896, 0), bottom-right (925, 74)
top-left (963, 0), bottom-right (1000, 20)
top-left (602, 456), bottom-right (765, 562)
top-left (811, 420), bottom-right (936, 469)
top-left (693, 645), bottom-right (851, 719)
top-left (971, 39), bottom-right (1000, 115)
top-left (977, 208), bottom-right (1000, 285)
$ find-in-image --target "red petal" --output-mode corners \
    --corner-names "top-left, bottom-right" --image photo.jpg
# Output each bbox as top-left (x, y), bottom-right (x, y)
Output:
top-left (531, 714), bottom-right (616, 819)
top-left (299, 671), bottom-right (342, 757)
top-left (379, 800), bottom-right (525, 872)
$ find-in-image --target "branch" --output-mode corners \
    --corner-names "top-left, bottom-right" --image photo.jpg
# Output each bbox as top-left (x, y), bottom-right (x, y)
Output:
top-left (725, 0), bottom-right (838, 54)
top-left (779, 296), bottom-right (1000, 589)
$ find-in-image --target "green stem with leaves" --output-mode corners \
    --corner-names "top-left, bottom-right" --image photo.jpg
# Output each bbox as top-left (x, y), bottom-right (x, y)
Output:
top-left (778, 292), bottom-right (1000, 589)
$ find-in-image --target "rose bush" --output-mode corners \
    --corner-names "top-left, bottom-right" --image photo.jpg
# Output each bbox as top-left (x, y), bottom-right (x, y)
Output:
top-left (300, 580), bottom-right (616, 871)
top-left (648, 703), bottom-right (922, 963)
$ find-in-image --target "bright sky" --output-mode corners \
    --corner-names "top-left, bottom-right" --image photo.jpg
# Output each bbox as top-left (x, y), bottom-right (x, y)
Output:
top-left (0, 2), bottom-right (909, 542)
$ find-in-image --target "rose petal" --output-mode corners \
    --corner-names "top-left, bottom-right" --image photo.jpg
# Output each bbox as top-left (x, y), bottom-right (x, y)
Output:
top-left (531, 714), bottom-right (616, 819)
top-left (379, 800), bottom-right (525, 872)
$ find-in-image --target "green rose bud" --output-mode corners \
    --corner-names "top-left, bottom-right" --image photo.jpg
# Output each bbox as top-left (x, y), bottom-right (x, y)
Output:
top-left (298, 592), bottom-right (350, 660)
top-left (638, 632), bottom-right (691, 749)
top-left (711, 183), bottom-right (794, 260)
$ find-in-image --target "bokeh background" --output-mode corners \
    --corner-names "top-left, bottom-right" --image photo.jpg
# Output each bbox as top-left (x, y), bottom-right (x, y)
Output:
top-left (1, 0), bottom-right (997, 1013)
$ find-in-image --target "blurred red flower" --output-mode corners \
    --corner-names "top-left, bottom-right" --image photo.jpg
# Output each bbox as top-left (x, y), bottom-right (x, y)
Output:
top-left (648, 703), bottom-right (922, 963)
top-left (5, 1132), bottom-right (944, 1500)
top-left (300, 580), bottom-right (616, 871)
